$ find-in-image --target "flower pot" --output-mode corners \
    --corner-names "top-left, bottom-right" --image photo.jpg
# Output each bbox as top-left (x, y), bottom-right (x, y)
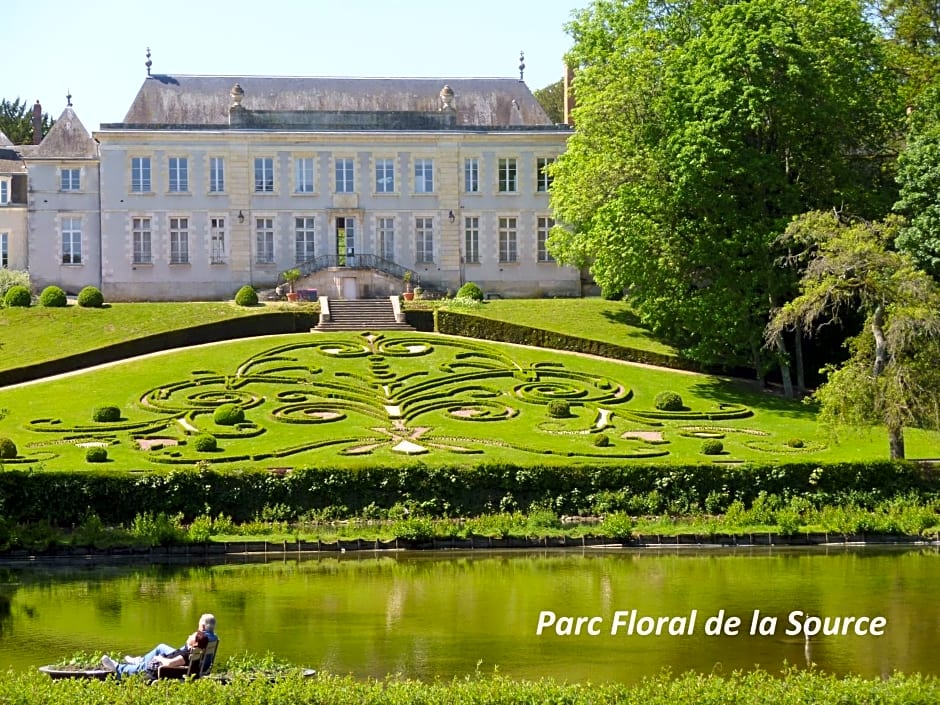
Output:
top-left (402, 292), bottom-right (414, 301)
top-left (286, 292), bottom-right (300, 302)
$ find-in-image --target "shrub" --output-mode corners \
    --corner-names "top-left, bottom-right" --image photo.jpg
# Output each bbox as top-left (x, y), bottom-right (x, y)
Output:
top-left (701, 439), bottom-right (724, 455)
top-left (193, 434), bottom-right (218, 452)
top-left (77, 286), bottom-right (104, 308)
top-left (786, 438), bottom-right (805, 449)
top-left (93, 406), bottom-right (121, 422)
top-left (456, 282), bottom-right (484, 301)
top-left (593, 433), bottom-right (611, 447)
top-left (235, 285), bottom-right (259, 306)
top-left (547, 400), bottom-right (570, 418)
top-left (39, 285), bottom-right (68, 307)
top-left (213, 404), bottom-right (245, 426)
top-left (4, 285), bottom-right (31, 308)
top-left (654, 391), bottom-right (684, 411)
top-left (85, 446), bottom-right (108, 463)
top-left (0, 437), bottom-right (17, 459)
top-left (0, 269), bottom-right (30, 299)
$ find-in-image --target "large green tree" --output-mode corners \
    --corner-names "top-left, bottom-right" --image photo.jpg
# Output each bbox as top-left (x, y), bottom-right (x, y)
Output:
top-left (767, 211), bottom-right (940, 459)
top-left (0, 98), bottom-right (53, 144)
top-left (533, 80), bottom-right (565, 124)
top-left (549, 0), bottom-right (900, 371)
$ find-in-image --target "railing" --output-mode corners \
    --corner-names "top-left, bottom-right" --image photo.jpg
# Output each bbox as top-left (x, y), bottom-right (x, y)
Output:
top-left (297, 253), bottom-right (418, 284)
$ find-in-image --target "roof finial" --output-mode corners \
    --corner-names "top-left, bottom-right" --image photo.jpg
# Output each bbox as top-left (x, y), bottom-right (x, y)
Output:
top-left (145, 47), bottom-right (152, 76)
top-left (519, 50), bottom-right (525, 81)
top-left (66, 90), bottom-right (72, 107)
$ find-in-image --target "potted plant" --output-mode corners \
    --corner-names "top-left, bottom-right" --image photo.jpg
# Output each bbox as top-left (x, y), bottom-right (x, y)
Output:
top-left (282, 268), bottom-right (301, 302)
top-left (402, 271), bottom-right (414, 301)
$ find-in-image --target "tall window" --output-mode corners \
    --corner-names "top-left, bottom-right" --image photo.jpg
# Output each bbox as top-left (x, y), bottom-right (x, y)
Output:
top-left (256, 217), bottom-right (275, 263)
top-left (169, 217), bottom-right (189, 264)
top-left (464, 216), bottom-right (480, 264)
top-left (537, 217), bottom-right (556, 262)
top-left (415, 217), bottom-right (434, 264)
top-left (414, 158), bottom-right (433, 193)
top-left (255, 158), bottom-right (275, 193)
top-left (377, 217), bottom-right (395, 260)
top-left (464, 158), bottom-right (479, 193)
top-left (0, 233), bottom-right (6, 268)
top-left (335, 158), bottom-right (354, 193)
top-left (131, 157), bottom-right (151, 192)
top-left (168, 157), bottom-right (189, 192)
top-left (0, 180), bottom-right (7, 204)
top-left (295, 217), bottom-right (316, 262)
top-left (295, 158), bottom-right (315, 193)
top-left (209, 157), bottom-right (225, 193)
top-left (375, 159), bottom-right (395, 193)
top-left (498, 158), bottom-right (517, 193)
top-left (132, 217), bottom-right (152, 264)
top-left (537, 158), bottom-right (555, 192)
top-left (60, 168), bottom-right (81, 191)
top-left (61, 217), bottom-right (82, 264)
top-left (498, 216), bottom-right (518, 262)
top-left (210, 217), bottom-right (226, 264)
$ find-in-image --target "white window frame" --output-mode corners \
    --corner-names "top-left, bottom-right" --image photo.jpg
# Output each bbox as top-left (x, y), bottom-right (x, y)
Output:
top-left (537, 216), bottom-right (556, 263)
top-left (61, 217), bottom-right (82, 264)
top-left (295, 216), bottom-right (316, 262)
top-left (295, 157), bottom-right (315, 193)
top-left (131, 157), bottom-right (151, 193)
top-left (210, 216), bottom-right (226, 264)
top-left (498, 216), bottom-right (518, 263)
top-left (414, 158), bottom-right (434, 193)
top-left (464, 216), bottom-right (480, 264)
top-left (168, 157), bottom-right (189, 193)
top-left (375, 158), bottom-right (395, 193)
top-left (169, 216), bottom-right (189, 264)
top-left (60, 168), bottom-right (81, 192)
top-left (335, 158), bottom-right (355, 193)
top-left (255, 158), bottom-right (275, 193)
top-left (415, 216), bottom-right (434, 264)
top-left (377, 216), bottom-right (395, 260)
top-left (132, 216), bottom-right (152, 264)
top-left (498, 158), bottom-right (518, 193)
top-left (255, 217), bottom-right (275, 263)
top-left (537, 158), bottom-right (555, 193)
top-left (0, 232), bottom-right (7, 268)
top-left (209, 157), bottom-right (225, 193)
top-left (464, 158), bottom-right (479, 193)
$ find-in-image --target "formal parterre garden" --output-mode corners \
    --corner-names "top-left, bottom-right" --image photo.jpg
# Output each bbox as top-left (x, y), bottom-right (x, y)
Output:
top-left (2, 329), bottom-right (937, 471)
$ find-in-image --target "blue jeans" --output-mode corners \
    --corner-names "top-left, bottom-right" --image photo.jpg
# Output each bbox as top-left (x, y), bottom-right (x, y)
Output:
top-left (115, 643), bottom-right (175, 679)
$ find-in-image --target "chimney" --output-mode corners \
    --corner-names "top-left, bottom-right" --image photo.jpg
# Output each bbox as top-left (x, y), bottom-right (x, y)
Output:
top-left (563, 65), bottom-right (576, 126)
top-left (32, 101), bottom-right (42, 144)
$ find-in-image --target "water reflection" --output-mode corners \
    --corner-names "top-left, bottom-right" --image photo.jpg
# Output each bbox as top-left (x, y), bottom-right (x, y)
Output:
top-left (0, 546), bottom-right (936, 684)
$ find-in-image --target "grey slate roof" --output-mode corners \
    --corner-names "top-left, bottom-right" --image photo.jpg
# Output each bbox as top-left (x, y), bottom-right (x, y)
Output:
top-left (33, 107), bottom-right (97, 158)
top-left (118, 75), bottom-right (554, 128)
top-left (0, 130), bottom-right (26, 173)
top-left (0, 131), bottom-right (12, 147)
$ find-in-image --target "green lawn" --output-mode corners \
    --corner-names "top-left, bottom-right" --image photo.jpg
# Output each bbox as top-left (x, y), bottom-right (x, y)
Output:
top-left (0, 301), bottom-right (295, 372)
top-left (0, 330), bottom-right (935, 471)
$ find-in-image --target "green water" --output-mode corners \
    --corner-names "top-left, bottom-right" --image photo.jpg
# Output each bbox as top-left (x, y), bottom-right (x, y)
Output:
top-left (0, 547), bottom-right (937, 683)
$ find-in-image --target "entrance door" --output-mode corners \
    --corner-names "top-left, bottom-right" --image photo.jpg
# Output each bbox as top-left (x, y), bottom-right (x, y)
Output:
top-left (342, 277), bottom-right (359, 300)
top-left (336, 216), bottom-right (356, 267)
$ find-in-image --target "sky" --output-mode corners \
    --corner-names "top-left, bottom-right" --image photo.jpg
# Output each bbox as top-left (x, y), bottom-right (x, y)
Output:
top-left (3, 0), bottom-right (580, 133)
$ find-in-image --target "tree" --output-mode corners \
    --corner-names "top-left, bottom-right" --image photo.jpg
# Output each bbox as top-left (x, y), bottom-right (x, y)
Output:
top-left (533, 80), bottom-right (565, 124)
top-left (549, 0), bottom-right (900, 372)
top-left (766, 210), bottom-right (940, 459)
top-left (869, 0), bottom-right (940, 105)
top-left (0, 98), bottom-right (53, 144)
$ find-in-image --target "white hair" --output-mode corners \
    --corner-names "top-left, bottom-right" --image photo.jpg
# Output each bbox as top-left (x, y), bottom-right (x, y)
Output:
top-left (199, 613), bottom-right (216, 631)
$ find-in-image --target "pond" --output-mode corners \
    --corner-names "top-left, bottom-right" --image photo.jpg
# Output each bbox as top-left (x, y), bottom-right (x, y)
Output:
top-left (0, 546), bottom-right (937, 684)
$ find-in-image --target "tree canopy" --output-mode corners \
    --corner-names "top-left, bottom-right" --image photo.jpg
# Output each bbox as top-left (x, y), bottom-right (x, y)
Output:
top-left (533, 79), bottom-right (565, 124)
top-left (0, 98), bottom-right (54, 144)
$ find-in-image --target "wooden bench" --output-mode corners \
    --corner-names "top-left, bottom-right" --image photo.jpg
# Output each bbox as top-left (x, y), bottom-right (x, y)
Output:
top-left (154, 639), bottom-right (219, 681)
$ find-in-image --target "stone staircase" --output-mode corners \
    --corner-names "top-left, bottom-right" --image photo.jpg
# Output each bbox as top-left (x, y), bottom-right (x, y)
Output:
top-left (314, 297), bottom-right (414, 332)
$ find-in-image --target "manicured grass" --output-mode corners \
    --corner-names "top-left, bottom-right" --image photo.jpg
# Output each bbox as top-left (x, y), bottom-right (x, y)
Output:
top-left (451, 297), bottom-right (677, 356)
top-left (0, 331), bottom-right (936, 471)
top-left (0, 301), bottom-right (297, 372)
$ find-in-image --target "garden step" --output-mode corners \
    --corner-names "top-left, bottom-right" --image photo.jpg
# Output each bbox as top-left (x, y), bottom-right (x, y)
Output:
top-left (314, 299), bottom-right (413, 332)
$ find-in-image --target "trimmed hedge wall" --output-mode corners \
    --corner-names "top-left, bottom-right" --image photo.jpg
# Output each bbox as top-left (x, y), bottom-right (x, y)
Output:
top-left (0, 461), bottom-right (934, 527)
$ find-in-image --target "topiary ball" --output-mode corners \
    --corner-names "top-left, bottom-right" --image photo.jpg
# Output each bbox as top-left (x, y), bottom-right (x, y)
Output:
top-left (547, 399), bottom-right (570, 418)
top-left (86, 446), bottom-right (108, 463)
top-left (786, 438), bottom-right (805, 449)
top-left (0, 437), bottom-right (17, 459)
top-left (39, 285), bottom-right (68, 307)
top-left (77, 286), bottom-right (104, 308)
top-left (234, 285), bottom-right (259, 306)
top-left (701, 439), bottom-right (724, 455)
top-left (654, 391), bottom-right (684, 411)
top-left (593, 433), bottom-right (610, 447)
top-left (456, 282), bottom-right (484, 301)
top-left (93, 406), bottom-right (121, 422)
top-left (213, 404), bottom-right (245, 426)
top-left (193, 434), bottom-right (218, 452)
top-left (4, 285), bottom-right (31, 308)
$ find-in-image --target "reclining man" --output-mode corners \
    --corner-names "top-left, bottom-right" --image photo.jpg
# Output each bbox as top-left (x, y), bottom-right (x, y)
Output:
top-left (101, 613), bottom-right (218, 679)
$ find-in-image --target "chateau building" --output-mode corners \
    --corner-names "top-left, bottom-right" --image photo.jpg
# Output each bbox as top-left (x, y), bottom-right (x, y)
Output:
top-left (4, 60), bottom-right (576, 301)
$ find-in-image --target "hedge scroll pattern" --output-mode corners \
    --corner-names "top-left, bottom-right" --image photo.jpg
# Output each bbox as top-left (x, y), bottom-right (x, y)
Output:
top-left (18, 333), bottom-right (811, 465)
